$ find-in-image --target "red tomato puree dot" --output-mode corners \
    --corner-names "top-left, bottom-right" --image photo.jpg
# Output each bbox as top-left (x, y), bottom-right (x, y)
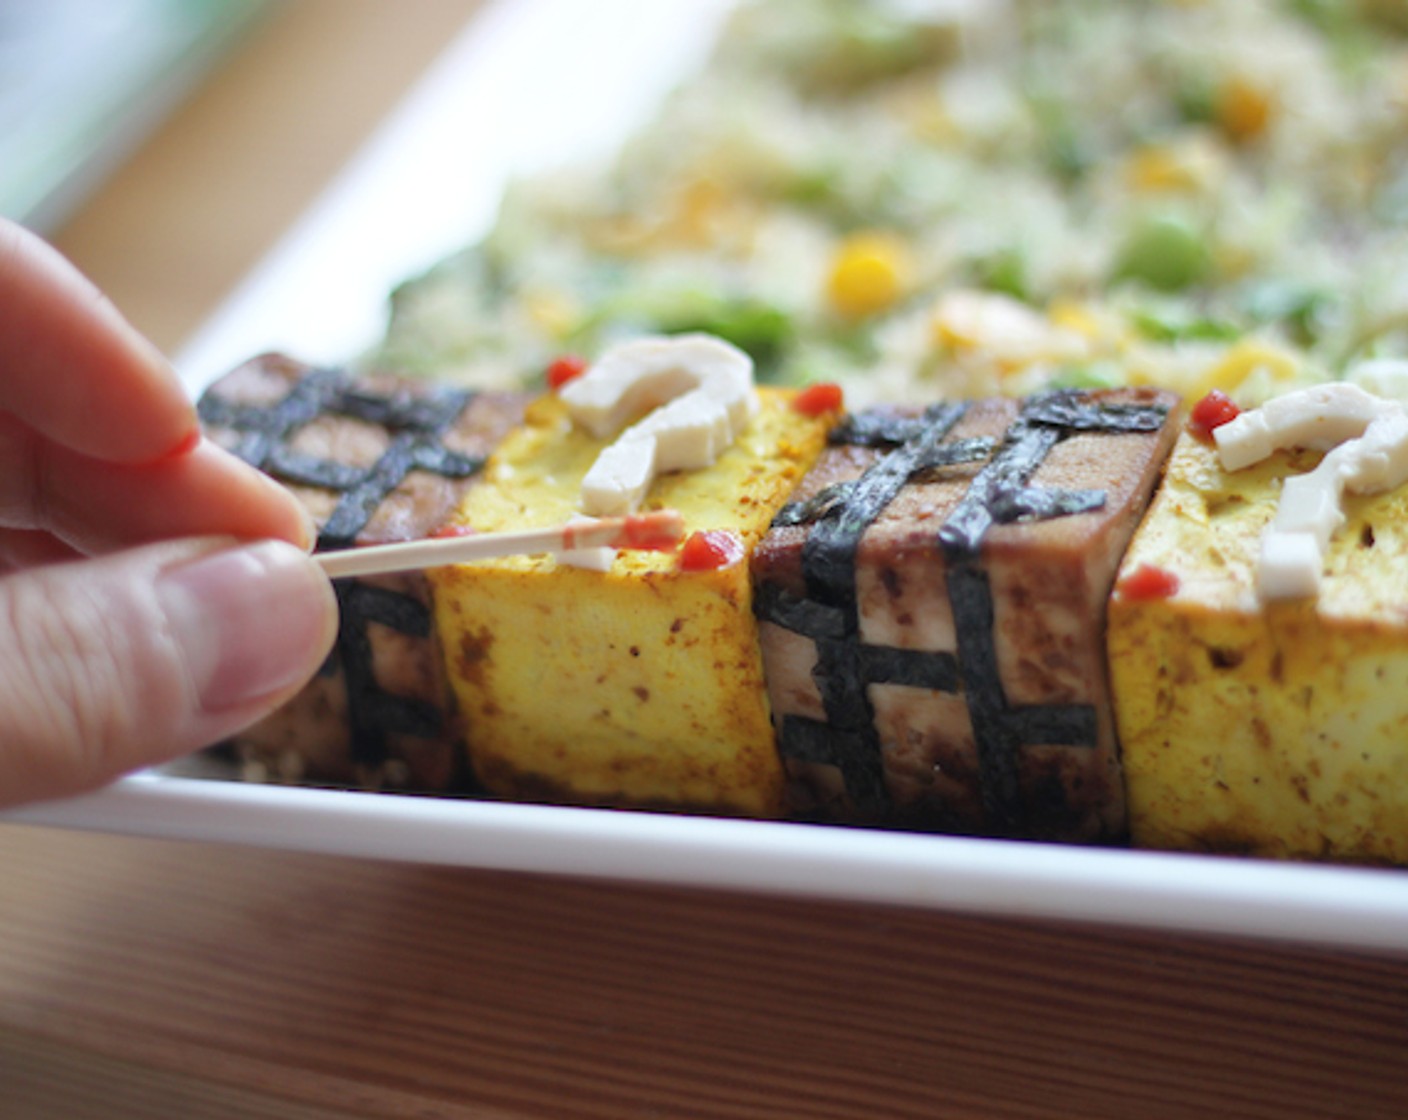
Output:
top-left (1117, 563), bottom-right (1180, 601)
top-left (547, 355), bottom-right (588, 390)
top-left (679, 529), bottom-right (744, 571)
top-left (793, 382), bottom-right (845, 416)
top-left (429, 523), bottom-right (476, 539)
top-left (1188, 389), bottom-right (1241, 442)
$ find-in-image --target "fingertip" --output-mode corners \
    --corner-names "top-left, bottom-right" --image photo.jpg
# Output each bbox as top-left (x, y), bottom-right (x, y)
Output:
top-left (30, 435), bottom-right (321, 557)
top-left (156, 539), bottom-right (338, 716)
top-left (0, 539), bottom-right (340, 805)
top-left (201, 439), bottom-right (320, 552)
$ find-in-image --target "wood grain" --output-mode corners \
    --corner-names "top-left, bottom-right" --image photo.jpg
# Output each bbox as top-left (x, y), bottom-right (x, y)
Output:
top-left (0, 822), bottom-right (1405, 1120)
top-left (0, 1028), bottom-right (361, 1120)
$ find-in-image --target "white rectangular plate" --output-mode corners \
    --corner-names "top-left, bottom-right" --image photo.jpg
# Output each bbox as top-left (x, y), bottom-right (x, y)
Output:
top-left (8, 0), bottom-right (1408, 954)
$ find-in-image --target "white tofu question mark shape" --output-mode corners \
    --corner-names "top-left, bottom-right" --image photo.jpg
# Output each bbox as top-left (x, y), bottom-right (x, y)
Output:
top-left (1214, 383), bottom-right (1408, 600)
top-left (560, 334), bottom-right (759, 517)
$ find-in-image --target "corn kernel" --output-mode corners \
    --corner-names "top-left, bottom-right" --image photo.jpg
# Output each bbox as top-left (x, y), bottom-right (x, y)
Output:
top-left (1047, 298), bottom-right (1105, 341)
top-left (1217, 75), bottom-right (1273, 142)
top-left (1127, 147), bottom-right (1190, 193)
top-left (1188, 338), bottom-right (1299, 400)
top-left (826, 233), bottom-right (911, 319)
top-left (523, 287), bottom-right (581, 339)
top-left (1124, 136), bottom-right (1222, 194)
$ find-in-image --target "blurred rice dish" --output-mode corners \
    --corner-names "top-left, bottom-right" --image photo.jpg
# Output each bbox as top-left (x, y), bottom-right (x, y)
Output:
top-left (374, 0), bottom-right (1408, 408)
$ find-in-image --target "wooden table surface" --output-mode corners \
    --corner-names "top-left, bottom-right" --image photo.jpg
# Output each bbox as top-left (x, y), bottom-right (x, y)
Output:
top-left (5, 4), bottom-right (1408, 1117)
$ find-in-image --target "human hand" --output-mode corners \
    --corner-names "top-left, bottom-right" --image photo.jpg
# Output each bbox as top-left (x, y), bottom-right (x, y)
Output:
top-left (0, 219), bottom-right (338, 807)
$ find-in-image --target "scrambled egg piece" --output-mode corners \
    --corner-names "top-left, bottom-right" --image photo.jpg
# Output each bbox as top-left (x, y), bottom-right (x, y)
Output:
top-left (429, 389), bottom-right (835, 816)
top-left (1107, 432), bottom-right (1408, 862)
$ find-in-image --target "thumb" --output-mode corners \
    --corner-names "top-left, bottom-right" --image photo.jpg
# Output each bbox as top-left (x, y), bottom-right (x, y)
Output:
top-left (0, 538), bottom-right (337, 807)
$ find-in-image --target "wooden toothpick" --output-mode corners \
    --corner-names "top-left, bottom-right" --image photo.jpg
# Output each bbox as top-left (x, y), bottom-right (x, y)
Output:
top-left (315, 509), bottom-right (685, 580)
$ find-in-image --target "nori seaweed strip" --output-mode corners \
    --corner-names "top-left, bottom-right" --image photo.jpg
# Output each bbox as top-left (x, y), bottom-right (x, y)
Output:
top-left (935, 394), bottom-right (1169, 830)
top-left (762, 403), bottom-right (969, 812)
top-left (320, 434), bottom-right (422, 550)
top-left (799, 628), bottom-right (893, 812)
top-left (410, 442), bottom-right (483, 477)
top-left (830, 409), bottom-right (933, 448)
top-left (263, 449), bottom-right (366, 491)
top-left (1023, 390), bottom-right (1167, 433)
top-left (200, 365), bottom-right (483, 773)
top-left (912, 436), bottom-right (993, 475)
top-left (194, 366), bottom-right (340, 436)
top-left (317, 438), bottom-right (486, 550)
top-left (989, 486), bottom-right (1106, 524)
top-left (344, 575), bottom-right (433, 636)
top-left (803, 403), bottom-right (968, 608)
top-left (771, 437), bottom-right (991, 529)
top-left (316, 388), bottom-right (478, 550)
top-left (779, 715), bottom-right (888, 809)
top-left (335, 582), bottom-right (443, 766)
top-left (312, 384), bottom-right (481, 769)
top-left (946, 558), bottom-right (1100, 830)
top-left (939, 424), bottom-right (1062, 558)
top-left (334, 385), bottom-right (470, 431)
top-left (754, 584), bottom-right (850, 641)
top-left (860, 645), bottom-right (960, 692)
top-left (772, 482), bottom-right (858, 529)
top-left (944, 561), bottom-right (1023, 827)
top-left (198, 365), bottom-right (344, 468)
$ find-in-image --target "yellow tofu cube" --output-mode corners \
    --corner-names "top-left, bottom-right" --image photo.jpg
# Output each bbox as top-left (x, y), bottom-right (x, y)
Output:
top-left (1108, 432), bottom-right (1408, 862)
top-left (429, 389), bottom-right (835, 816)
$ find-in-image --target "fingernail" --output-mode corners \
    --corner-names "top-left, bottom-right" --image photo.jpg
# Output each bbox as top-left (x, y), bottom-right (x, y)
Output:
top-left (277, 482), bottom-right (321, 553)
top-left (203, 439), bottom-right (320, 552)
top-left (258, 479), bottom-right (319, 553)
top-left (156, 541), bottom-right (337, 713)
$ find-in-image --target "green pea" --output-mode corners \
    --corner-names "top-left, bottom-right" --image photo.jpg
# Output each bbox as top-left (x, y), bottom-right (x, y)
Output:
top-left (975, 247), bottom-right (1029, 302)
top-left (1239, 279), bottom-right (1333, 346)
top-left (1129, 304), bottom-right (1241, 344)
top-left (1115, 212), bottom-right (1212, 292)
top-left (1053, 361), bottom-right (1123, 390)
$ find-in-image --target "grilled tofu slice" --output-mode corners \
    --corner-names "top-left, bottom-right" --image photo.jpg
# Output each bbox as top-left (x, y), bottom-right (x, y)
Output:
top-left (198, 353), bottom-right (528, 791)
top-left (753, 388), bottom-right (1180, 841)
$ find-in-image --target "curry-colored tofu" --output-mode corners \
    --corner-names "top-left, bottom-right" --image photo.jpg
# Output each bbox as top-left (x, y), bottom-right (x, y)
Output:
top-left (1108, 432), bottom-right (1408, 863)
top-left (428, 389), bottom-right (835, 816)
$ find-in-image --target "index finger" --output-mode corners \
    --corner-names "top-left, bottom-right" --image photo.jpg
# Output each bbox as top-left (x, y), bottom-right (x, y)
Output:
top-left (0, 219), bottom-right (197, 463)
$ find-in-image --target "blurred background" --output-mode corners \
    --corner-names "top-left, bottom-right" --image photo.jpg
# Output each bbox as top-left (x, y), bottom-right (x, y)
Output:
top-left (0, 0), bottom-right (482, 353)
top-left (0, 0), bottom-right (268, 233)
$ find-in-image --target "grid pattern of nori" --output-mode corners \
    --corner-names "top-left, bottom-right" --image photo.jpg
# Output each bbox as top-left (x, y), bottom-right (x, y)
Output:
top-left (758, 390), bottom-right (1169, 832)
top-left (198, 368), bottom-right (481, 772)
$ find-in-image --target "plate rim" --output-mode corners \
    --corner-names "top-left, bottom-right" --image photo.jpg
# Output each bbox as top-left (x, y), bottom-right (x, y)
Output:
top-left (7, 770), bottom-right (1408, 953)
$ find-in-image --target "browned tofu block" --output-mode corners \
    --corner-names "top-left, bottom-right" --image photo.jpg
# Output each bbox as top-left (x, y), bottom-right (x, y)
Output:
top-left (752, 388), bottom-right (1180, 841)
top-left (197, 353), bottom-right (528, 791)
